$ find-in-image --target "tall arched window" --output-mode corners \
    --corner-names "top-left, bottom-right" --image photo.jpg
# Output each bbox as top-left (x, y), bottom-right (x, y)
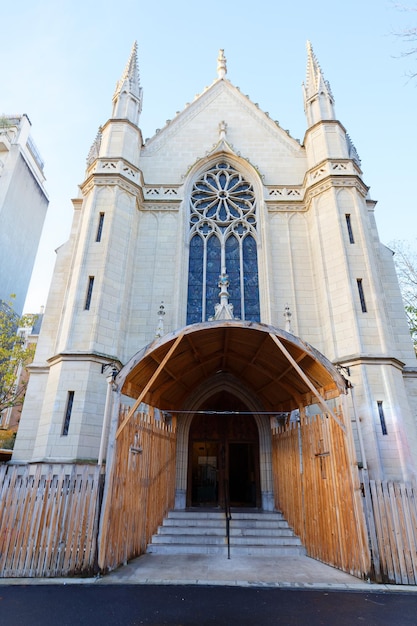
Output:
top-left (187, 161), bottom-right (260, 324)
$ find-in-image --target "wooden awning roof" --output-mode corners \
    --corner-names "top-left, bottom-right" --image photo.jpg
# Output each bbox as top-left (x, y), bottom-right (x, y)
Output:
top-left (118, 321), bottom-right (347, 413)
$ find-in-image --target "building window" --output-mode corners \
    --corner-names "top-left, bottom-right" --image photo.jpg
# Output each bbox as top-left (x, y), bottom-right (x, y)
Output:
top-left (345, 214), bottom-right (354, 244)
top-left (96, 212), bottom-right (105, 242)
top-left (85, 276), bottom-right (94, 310)
top-left (377, 401), bottom-right (388, 435)
top-left (187, 161), bottom-right (260, 323)
top-left (62, 391), bottom-right (74, 436)
top-left (357, 279), bottom-right (367, 313)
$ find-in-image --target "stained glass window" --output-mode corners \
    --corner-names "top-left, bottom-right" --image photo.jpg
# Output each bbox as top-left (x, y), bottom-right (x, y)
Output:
top-left (187, 162), bottom-right (260, 323)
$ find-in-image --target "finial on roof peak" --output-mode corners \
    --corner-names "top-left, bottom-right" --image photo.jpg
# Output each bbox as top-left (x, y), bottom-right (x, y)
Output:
top-left (303, 40), bottom-right (335, 123)
top-left (117, 41), bottom-right (140, 96)
top-left (112, 41), bottom-right (142, 124)
top-left (305, 40), bottom-right (323, 97)
top-left (217, 49), bottom-right (227, 79)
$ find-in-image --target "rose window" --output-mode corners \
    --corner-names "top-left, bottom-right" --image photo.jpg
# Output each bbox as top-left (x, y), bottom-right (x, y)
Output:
top-left (187, 162), bottom-right (260, 324)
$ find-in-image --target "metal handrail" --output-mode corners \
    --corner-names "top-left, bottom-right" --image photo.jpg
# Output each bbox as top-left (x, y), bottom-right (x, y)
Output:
top-left (224, 478), bottom-right (232, 559)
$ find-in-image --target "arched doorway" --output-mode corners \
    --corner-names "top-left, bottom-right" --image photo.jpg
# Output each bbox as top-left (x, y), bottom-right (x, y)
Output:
top-left (188, 392), bottom-right (260, 508)
top-left (100, 321), bottom-right (371, 578)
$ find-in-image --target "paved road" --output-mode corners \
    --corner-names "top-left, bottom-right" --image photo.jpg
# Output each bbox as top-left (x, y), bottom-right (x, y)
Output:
top-left (1, 584), bottom-right (416, 625)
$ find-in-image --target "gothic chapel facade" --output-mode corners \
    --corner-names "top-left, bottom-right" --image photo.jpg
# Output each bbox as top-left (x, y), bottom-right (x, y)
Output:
top-left (13, 42), bottom-right (417, 516)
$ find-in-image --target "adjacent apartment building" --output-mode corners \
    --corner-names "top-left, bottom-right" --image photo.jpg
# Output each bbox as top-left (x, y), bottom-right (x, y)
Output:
top-left (0, 114), bottom-right (48, 316)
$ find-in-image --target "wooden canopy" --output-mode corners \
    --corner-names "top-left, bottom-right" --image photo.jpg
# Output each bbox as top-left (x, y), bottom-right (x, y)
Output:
top-left (118, 321), bottom-right (347, 413)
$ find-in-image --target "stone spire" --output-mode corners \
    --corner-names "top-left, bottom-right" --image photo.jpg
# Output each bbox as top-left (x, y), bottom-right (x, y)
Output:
top-left (112, 41), bottom-right (143, 125)
top-left (303, 41), bottom-right (335, 127)
top-left (217, 49), bottom-right (227, 79)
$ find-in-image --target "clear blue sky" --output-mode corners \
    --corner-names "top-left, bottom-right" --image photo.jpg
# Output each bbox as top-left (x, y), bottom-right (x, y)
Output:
top-left (1, 0), bottom-right (416, 313)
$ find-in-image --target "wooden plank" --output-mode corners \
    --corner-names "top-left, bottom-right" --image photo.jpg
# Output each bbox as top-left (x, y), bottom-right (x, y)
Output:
top-left (389, 482), bottom-right (409, 585)
top-left (272, 408), bottom-right (370, 579)
top-left (269, 334), bottom-right (346, 431)
top-left (361, 471), bottom-right (382, 582)
top-left (13, 468), bottom-right (43, 576)
top-left (116, 333), bottom-right (184, 439)
top-left (404, 483), bottom-right (417, 582)
top-left (99, 410), bottom-right (177, 573)
top-left (394, 482), bottom-right (415, 584)
top-left (0, 463), bottom-right (101, 578)
top-left (0, 467), bottom-right (24, 575)
top-left (16, 468), bottom-right (44, 576)
top-left (372, 479), bottom-right (395, 583)
top-left (387, 481), bottom-right (405, 584)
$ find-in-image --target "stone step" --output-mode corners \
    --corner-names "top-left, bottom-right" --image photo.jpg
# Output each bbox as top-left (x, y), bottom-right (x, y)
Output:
top-left (147, 508), bottom-right (306, 557)
top-left (162, 518), bottom-right (291, 530)
top-left (157, 525), bottom-right (295, 537)
top-left (151, 533), bottom-right (302, 546)
top-left (147, 544), bottom-right (306, 557)
top-left (166, 510), bottom-right (285, 521)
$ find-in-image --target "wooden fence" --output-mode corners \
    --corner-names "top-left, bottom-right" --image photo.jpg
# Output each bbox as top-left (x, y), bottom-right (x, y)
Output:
top-left (0, 463), bottom-right (102, 577)
top-left (98, 408), bottom-right (177, 572)
top-left (361, 471), bottom-right (417, 584)
top-left (272, 411), bottom-right (371, 579)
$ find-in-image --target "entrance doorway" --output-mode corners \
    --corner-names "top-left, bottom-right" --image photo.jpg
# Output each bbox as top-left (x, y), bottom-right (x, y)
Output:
top-left (188, 395), bottom-right (260, 508)
top-left (229, 442), bottom-right (256, 505)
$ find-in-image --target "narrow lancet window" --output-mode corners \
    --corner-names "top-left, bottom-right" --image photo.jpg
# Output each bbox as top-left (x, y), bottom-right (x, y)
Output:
top-left (377, 401), bottom-right (388, 435)
top-left (345, 214), bottom-right (354, 244)
top-left (62, 391), bottom-right (74, 436)
top-left (357, 279), bottom-right (367, 313)
top-left (96, 212), bottom-right (105, 242)
top-left (85, 276), bottom-right (95, 310)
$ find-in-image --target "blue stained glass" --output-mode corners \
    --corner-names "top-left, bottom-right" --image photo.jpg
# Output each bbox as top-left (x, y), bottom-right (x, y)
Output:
top-left (219, 203), bottom-right (228, 222)
top-left (187, 236), bottom-right (204, 324)
top-left (243, 235), bottom-right (260, 321)
top-left (187, 162), bottom-right (259, 324)
top-left (229, 204), bottom-right (240, 218)
top-left (225, 235), bottom-right (241, 318)
top-left (206, 205), bottom-right (217, 219)
top-left (205, 236), bottom-right (221, 319)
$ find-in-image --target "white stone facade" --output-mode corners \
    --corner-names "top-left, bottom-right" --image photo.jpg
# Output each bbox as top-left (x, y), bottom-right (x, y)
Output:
top-left (13, 44), bottom-right (417, 483)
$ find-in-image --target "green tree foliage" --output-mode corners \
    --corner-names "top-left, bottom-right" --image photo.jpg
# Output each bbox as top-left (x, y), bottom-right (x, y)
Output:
top-left (0, 297), bottom-right (37, 414)
top-left (390, 240), bottom-right (417, 355)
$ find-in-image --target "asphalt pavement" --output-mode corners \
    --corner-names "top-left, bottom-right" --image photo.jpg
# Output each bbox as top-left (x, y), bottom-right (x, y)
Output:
top-left (1, 583), bottom-right (417, 625)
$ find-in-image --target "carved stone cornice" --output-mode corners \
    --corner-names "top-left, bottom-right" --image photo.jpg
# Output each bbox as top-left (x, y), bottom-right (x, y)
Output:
top-left (265, 186), bottom-right (304, 200)
top-left (266, 203), bottom-right (306, 213)
top-left (334, 355), bottom-right (406, 371)
top-left (80, 157), bottom-right (144, 198)
top-left (304, 174), bottom-right (369, 210)
top-left (306, 159), bottom-right (362, 185)
top-left (403, 367), bottom-right (417, 379)
top-left (47, 351), bottom-right (122, 368)
top-left (80, 173), bottom-right (144, 201)
top-left (143, 186), bottom-right (182, 200)
top-left (141, 203), bottom-right (180, 212)
top-left (265, 185), bottom-right (305, 211)
top-left (85, 157), bottom-right (144, 184)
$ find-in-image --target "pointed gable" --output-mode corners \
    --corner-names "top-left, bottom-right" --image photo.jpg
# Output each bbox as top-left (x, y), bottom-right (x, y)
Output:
top-left (140, 51), bottom-right (305, 185)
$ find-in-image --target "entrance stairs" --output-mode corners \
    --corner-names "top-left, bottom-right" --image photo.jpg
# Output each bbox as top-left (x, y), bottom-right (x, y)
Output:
top-left (147, 509), bottom-right (306, 557)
